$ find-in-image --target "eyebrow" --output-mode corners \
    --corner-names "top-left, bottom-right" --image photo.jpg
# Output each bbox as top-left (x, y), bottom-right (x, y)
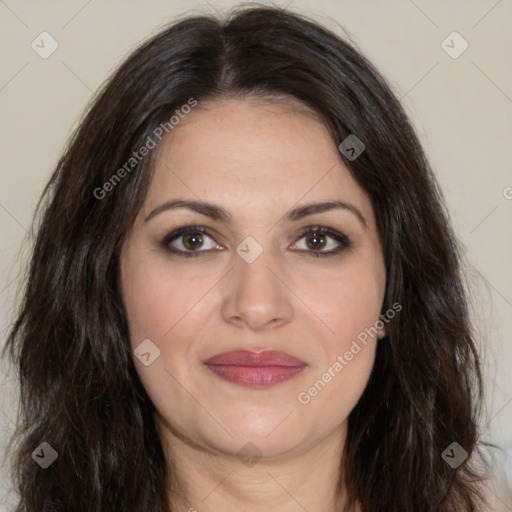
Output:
top-left (144, 199), bottom-right (367, 227)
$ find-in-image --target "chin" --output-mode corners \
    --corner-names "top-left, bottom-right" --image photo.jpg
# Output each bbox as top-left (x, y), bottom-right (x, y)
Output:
top-left (207, 430), bottom-right (308, 461)
top-left (217, 414), bottom-right (321, 456)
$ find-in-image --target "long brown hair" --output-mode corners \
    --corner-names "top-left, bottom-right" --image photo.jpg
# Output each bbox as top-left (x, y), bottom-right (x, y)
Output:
top-left (3, 5), bottom-right (490, 511)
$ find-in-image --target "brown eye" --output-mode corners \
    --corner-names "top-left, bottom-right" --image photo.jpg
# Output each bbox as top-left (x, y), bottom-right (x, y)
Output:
top-left (305, 232), bottom-right (327, 251)
top-left (161, 226), bottom-right (220, 255)
top-left (182, 232), bottom-right (204, 250)
top-left (291, 227), bottom-right (350, 258)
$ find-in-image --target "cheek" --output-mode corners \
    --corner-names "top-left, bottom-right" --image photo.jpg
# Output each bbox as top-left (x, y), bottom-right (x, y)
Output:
top-left (120, 252), bottom-right (211, 343)
top-left (296, 344), bottom-right (376, 434)
top-left (317, 258), bottom-right (386, 348)
top-left (120, 250), bottom-right (224, 399)
top-left (120, 253), bottom-right (211, 416)
top-left (304, 257), bottom-right (384, 397)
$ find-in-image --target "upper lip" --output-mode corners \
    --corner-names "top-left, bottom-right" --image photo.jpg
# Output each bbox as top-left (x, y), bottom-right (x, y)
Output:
top-left (203, 350), bottom-right (307, 367)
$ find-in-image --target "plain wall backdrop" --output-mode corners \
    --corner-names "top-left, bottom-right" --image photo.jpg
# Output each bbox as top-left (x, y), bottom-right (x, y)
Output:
top-left (1, 0), bottom-right (511, 508)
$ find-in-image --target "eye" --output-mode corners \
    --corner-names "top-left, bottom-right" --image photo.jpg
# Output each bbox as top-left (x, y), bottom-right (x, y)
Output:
top-left (161, 225), bottom-right (350, 258)
top-left (290, 226), bottom-right (350, 258)
top-left (161, 226), bottom-right (222, 257)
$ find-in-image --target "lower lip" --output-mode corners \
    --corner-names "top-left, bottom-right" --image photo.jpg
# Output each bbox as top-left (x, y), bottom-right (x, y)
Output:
top-left (204, 364), bottom-right (306, 388)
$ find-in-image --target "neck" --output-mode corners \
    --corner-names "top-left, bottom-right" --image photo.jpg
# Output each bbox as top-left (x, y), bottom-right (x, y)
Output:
top-left (160, 422), bottom-right (353, 512)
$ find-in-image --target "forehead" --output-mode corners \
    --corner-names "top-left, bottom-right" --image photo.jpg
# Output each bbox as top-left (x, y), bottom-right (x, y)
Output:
top-left (145, 96), bottom-right (373, 225)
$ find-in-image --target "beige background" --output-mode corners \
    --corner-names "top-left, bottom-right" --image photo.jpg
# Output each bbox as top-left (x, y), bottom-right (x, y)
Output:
top-left (1, 0), bottom-right (511, 509)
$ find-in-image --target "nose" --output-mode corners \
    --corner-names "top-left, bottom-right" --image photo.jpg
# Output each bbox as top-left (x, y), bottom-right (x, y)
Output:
top-left (220, 249), bottom-right (294, 331)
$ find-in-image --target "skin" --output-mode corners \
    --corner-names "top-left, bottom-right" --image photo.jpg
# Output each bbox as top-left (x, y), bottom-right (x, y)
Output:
top-left (120, 96), bottom-right (386, 512)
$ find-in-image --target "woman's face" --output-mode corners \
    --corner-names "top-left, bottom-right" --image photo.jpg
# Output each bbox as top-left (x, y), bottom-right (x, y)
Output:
top-left (120, 97), bottom-right (386, 459)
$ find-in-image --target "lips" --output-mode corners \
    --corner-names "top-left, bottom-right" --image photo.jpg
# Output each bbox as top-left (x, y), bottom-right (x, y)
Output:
top-left (203, 350), bottom-right (307, 388)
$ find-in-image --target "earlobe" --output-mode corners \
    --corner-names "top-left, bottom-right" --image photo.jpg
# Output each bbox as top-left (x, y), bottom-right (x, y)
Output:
top-left (377, 328), bottom-right (386, 340)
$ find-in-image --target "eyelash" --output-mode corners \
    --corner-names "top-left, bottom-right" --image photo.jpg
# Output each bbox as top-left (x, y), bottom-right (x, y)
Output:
top-left (160, 225), bottom-right (351, 259)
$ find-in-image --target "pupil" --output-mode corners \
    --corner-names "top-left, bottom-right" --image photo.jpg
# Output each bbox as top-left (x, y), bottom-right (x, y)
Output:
top-left (307, 232), bottom-right (326, 250)
top-left (183, 232), bottom-right (203, 250)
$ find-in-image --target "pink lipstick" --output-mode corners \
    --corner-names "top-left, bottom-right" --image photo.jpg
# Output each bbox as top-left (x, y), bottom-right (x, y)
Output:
top-left (203, 350), bottom-right (307, 388)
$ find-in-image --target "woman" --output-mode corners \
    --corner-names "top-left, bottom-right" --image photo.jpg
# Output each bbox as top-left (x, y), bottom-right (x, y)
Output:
top-left (3, 5), bottom-right (492, 511)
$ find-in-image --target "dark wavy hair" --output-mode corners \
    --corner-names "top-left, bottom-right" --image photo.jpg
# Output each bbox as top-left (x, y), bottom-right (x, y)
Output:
top-left (3, 4), bottom-right (491, 511)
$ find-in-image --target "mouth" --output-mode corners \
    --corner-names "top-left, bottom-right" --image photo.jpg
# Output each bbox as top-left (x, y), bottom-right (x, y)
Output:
top-left (203, 350), bottom-right (307, 389)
